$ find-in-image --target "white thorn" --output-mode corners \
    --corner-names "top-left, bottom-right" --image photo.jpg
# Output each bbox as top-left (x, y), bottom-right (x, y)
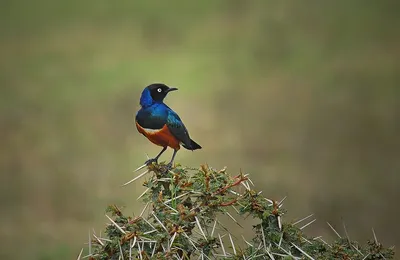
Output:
top-left (228, 233), bottom-right (237, 255)
top-left (92, 233), bottom-right (105, 246)
top-left (77, 248), bottom-right (83, 260)
top-left (291, 242), bottom-right (315, 260)
top-left (277, 215), bottom-right (282, 231)
top-left (278, 196), bottom-right (287, 208)
top-left (300, 219), bottom-right (317, 230)
top-left (131, 236), bottom-right (137, 249)
top-left (362, 253), bottom-right (371, 260)
top-left (119, 242), bottom-right (125, 260)
top-left (152, 212), bottom-right (168, 232)
top-left (139, 202), bottom-right (150, 217)
top-left (137, 241), bottom-right (143, 260)
top-left (151, 242), bottom-right (157, 257)
top-left (260, 223), bottom-right (267, 252)
top-left (327, 222), bottom-right (341, 238)
top-left (372, 228), bottom-right (378, 245)
top-left (164, 192), bottom-right (190, 204)
top-left (225, 211), bottom-right (242, 228)
top-left (122, 170), bottom-right (150, 186)
top-left (170, 232), bottom-right (177, 248)
top-left (134, 163), bottom-right (147, 173)
top-left (218, 234), bottom-right (226, 256)
top-left (241, 235), bottom-right (253, 247)
top-left (142, 216), bottom-right (156, 230)
top-left (105, 214), bottom-right (126, 234)
top-left (195, 216), bottom-right (207, 240)
top-left (137, 187), bottom-right (151, 200)
top-left (211, 219), bottom-right (217, 237)
top-left (88, 229), bottom-right (92, 256)
top-left (278, 233), bottom-right (283, 247)
top-left (342, 220), bottom-right (351, 243)
top-left (293, 214), bottom-right (314, 225)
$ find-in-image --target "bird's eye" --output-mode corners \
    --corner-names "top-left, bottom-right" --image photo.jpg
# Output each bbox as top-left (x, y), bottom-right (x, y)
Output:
top-left (157, 88), bottom-right (162, 93)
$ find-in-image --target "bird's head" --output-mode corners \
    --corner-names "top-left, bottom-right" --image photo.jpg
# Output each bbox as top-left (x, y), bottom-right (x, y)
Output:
top-left (140, 83), bottom-right (178, 107)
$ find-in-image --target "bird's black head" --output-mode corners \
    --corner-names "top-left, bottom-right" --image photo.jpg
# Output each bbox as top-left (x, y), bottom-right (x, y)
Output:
top-left (146, 83), bottom-right (178, 102)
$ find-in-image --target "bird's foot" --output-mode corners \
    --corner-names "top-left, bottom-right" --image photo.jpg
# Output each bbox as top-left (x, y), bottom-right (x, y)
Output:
top-left (144, 158), bottom-right (157, 166)
top-left (166, 162), bottom-right (174, 170)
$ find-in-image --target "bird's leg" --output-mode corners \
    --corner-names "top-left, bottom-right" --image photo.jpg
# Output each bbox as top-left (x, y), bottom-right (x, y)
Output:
top-left (145, 147), bottom-right (167, 165)
top-left (166, 149), bottom-right (178, 169)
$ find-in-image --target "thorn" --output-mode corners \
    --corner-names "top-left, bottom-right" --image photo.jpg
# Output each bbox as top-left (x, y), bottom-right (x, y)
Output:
top-left (134, 163), bottom-right (147, 173)
top-left (142, 216), bottom-right (156, 231)
top-left (163, 202), bottom-right (179, 214)
top-left (105, 214), bottom-right (126, 234)
top-left (231, 205), bottom-right (240, 214)
top-left (195, 216), bottom-right (207, 240)
top-left (293, 213), bottom-right (314, 225)
top-left (260, 223), bottom-right (267, 252)
top-left (151, 242), bottom-right (157, 257)
top-left (137, 188), bottom-right (150, 200)
top-left (137, 241), bottom-right (143, 260)
top-left (229, 190), bottom-right (241, 196)
top-left (264, 197), bottom-right (274, 206)
top-left (278, 196), bottom-right (287, 208)
top-left (183, 232), bottom-right (199, 252)
top-left (228, 233), bottom-right (237, 255)
top-left (342, 219), bottom-right (351, 244)
top-left (129, 239), bottom-right (132, 260)
top-left (77, 248), bottom-right (83, 260)
top-left (170, 232), bottom-right (177, 248)
top-left (241, 235), bottom-right (253, 247)
top-left (122, 170), bottom-right (150, 186)
top-left (277, 215), bottom-right (282, 231)
top-left (300, 219), bottom-right (317, 230)
top-left (225, 212), bottom-right (243, 228)
top-left (327, 222), bottom-right (341, 238)
top-left (291, 242), bottom-right (315, 260)
top-left (92, 233), bottom-right (105, 246)
top-left (362, 253), bottom-right (371, 260)
top-left (164, 192), bottom-right (190, 204)
top-left (316, 237), bottom-right (331, 248)
top-left (139, 202), bottom-right (150, 217)
top-left (247, 176), bottom-right (255, 187)
top-left (119, 242), bottom-right (125, 260)
top-left (278, 233), bottom-right (283, 248)
top-left (265, 245), bottom-right (275, 260)
top-left (240, 181), bottom-right (250, 191)
top-left (352, 244), bottom-right (364, 256)
top-left (372, 228), bottom-right (378, 245)
top-left (301, 237), bottom-right (313, 244)
top-left (218, 234), bottom-right (226, 256)
top-left (88, 229), bottom-right (92, 256)
top-left (211, 219), bottom-right (217, 237)
top-left (274, 242), bottom-right (293, 257)
top-left (131, 236), bottom-right (137, 249)
top-left (152, 212), bottom-right (168, 232)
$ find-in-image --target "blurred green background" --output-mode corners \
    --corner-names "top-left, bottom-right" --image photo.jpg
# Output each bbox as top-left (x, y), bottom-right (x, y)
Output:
top-left (1, 0), bottom-right (399, 259)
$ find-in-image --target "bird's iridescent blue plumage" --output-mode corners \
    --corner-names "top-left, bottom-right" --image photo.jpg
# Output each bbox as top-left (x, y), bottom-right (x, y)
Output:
top-left (136, 85), bottom-right (201, 150)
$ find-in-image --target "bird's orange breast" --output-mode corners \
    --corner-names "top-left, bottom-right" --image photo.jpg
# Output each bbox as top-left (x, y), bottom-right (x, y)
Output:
top-left (136, 121), bottom-right (180, 150)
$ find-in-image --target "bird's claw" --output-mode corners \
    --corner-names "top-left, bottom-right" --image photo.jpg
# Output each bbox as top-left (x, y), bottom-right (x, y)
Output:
top-left (144, 158), bottom-right (157, 166)
top-left (166, 162), bottom-right (173, 170)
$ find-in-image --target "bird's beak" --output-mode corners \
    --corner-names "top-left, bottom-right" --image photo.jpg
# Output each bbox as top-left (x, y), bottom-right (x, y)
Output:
top-left (167, 87), bottom-right (178, 93)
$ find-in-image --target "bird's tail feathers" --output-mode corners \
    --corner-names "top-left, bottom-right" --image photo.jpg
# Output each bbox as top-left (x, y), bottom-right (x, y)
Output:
top-left (182, 139), bottom-right (202, 150)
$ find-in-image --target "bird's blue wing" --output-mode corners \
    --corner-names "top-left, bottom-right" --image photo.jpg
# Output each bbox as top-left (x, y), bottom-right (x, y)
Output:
top-left (166, 110), bottom-right (192, 147)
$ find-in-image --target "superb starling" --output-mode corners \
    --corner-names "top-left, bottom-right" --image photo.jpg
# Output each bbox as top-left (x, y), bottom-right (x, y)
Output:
top-left (135, 83), bottom-right (201, 168)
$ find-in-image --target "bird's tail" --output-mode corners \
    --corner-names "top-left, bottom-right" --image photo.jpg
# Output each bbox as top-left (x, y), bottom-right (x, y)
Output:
top-left (182, 139), bottom-right (202, 150)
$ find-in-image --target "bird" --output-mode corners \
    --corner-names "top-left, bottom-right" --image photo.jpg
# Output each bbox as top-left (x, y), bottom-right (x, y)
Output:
top-left (135, 83), bottom-right (202, 169)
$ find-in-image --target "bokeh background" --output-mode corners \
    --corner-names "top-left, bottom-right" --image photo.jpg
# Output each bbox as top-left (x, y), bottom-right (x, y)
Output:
top-left (1, 1), bottom-right (399, 259)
